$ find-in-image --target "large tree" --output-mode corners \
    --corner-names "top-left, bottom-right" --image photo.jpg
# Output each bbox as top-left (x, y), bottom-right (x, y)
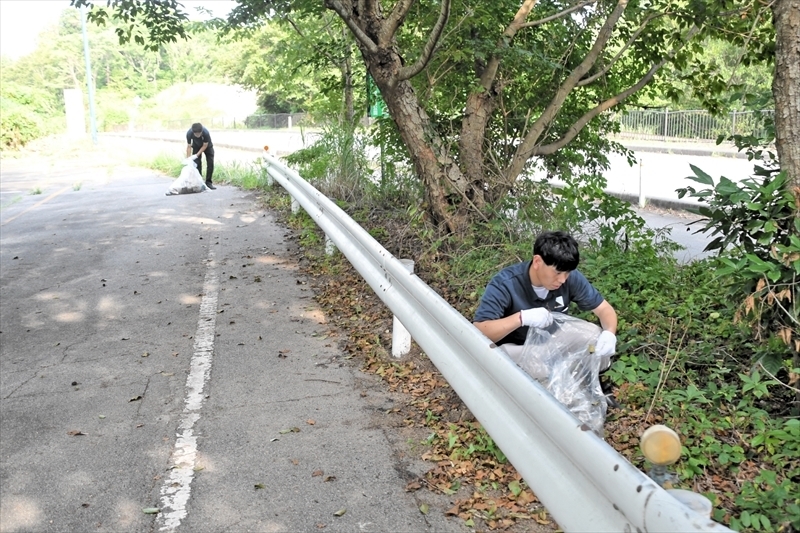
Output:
top-left (73, 0), bottom-right (797, 232)
top-left (771, 0), bottom-right (799, 216)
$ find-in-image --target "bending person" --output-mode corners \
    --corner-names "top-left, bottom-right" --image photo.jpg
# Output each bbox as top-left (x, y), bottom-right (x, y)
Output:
top-left (186, 122), bottom-right (216, 190)
top-left (473, 231), bottom-right (618, 364)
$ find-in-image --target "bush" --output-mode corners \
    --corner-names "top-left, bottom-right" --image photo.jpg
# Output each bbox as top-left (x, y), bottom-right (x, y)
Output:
top-left (0, 97), bottom-right (44, 149)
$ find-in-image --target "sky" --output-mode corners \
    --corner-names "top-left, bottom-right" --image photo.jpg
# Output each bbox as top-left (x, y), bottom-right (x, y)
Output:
top-left (0, 0), bottom-right (235, 60)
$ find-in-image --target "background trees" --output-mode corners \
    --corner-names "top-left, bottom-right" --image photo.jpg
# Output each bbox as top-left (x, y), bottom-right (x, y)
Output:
top-left (66, 0), bottom-right (791, 236)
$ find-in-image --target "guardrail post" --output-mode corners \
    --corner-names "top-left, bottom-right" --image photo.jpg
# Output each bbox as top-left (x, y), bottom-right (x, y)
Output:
top-left (325, 235), bottom-right (336, 256)
top-left (391, 259), bottom-right (415, 357)
top-left (638, 158), bottom-right (646, 208)
top-left (291, 197), bottom-right (300, 214)
top-left (261, 150), bottom-right (274, 187)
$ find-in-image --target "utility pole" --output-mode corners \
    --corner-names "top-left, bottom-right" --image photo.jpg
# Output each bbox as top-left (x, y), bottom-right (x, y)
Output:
top-left (80, 4), bottom-right (98, 144)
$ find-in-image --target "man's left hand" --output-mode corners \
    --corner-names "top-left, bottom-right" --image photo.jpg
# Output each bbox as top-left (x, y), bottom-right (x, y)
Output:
top-left (595, 330), bottom-right (616, 358)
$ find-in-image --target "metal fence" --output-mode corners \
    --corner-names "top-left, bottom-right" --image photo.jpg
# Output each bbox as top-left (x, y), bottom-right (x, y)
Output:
top-left (110, 113), bottom-right (313, 133)
top-left (614, 108), bottom-right (773, 142)
top-left (115, 108), bottom-right (772, 143)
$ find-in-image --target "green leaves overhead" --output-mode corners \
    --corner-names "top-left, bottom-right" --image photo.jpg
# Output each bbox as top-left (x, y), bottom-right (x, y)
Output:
top-left (71, 0), bottom-right (190, 51)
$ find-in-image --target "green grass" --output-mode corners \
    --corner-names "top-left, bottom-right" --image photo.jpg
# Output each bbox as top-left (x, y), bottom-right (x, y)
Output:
top-left (213, 160), bottom-right (268, 190)
top-left (140, 154), bottom-right (270, 191)
top-left (0, 195), bottom-right (23, 211)
top-left (138, 153), bottom-right (186, 178)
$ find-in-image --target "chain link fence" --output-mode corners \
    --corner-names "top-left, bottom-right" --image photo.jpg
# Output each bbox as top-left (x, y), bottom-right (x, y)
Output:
top-left (614, 109), bottom-right (773, 142)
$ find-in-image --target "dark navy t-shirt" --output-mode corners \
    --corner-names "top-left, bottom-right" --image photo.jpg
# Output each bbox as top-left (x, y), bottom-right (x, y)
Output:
top-left (473, 260), bottom-right (604, 345)
top-left (186, 127), bottom-right (214, 153)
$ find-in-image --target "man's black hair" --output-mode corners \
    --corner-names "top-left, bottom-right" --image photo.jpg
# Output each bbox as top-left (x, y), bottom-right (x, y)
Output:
top-left (533, 231), bottom-right (580, 271)
top-left (191, 123), bottom-right (203, 133)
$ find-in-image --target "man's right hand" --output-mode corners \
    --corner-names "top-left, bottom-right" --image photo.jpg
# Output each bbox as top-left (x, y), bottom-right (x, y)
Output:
top-left (519, 308), bottom-right (553, 328)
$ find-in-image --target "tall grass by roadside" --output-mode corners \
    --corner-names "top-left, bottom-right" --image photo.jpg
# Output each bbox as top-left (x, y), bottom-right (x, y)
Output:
top-left (137, 153), bottom-right (187, 178)
top-left (139, 154), bottom-right (270, 191)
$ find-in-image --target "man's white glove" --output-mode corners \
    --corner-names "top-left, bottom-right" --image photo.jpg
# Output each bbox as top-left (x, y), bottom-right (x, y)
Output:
top-left (519, 308), bottom-right (553, 329)
top-left (595, 330), bottom-right (617, 358)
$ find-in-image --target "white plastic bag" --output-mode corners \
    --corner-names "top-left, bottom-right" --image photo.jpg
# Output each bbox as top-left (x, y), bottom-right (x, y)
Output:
top-left (516, 314), bottom-right (608, 435)
top-left (166, 156), bottom-right (207, 195)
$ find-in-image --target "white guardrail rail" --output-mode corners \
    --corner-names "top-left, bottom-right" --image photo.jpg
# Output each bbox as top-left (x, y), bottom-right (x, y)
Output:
top-left (261, 151), bottom-right (732, 533)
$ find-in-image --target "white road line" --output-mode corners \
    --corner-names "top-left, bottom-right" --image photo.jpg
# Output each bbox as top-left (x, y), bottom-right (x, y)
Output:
top-left (156, 250), bottom-right (218, 531)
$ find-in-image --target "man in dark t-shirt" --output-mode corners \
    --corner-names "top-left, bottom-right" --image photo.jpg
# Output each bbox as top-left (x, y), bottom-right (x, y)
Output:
top-left (473, 231), bottom-right (618, 362)
top-left (186, 123), bottom-right (216, 189)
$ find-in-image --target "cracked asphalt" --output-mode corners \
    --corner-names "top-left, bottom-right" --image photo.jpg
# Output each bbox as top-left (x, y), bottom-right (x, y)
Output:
top-left (0, 138), bottom-right (467, 533)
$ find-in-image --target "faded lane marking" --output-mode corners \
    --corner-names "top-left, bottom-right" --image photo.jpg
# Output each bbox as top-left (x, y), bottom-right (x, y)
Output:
top-left (0, 186), bottom-right (71, 226)
top-left (156, 249), bottom-right (218, 531)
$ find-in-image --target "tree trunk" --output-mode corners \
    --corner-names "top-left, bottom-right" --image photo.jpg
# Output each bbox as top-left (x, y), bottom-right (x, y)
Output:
top-left (772, 0), bottom-right (800, 205)
top-left (458, 92), bottom-right (493, 209)
top-left (364, 48), bottom-right (476, 233)
top-left (381, 75), bottom-right (471, 232)
top-left (342, 41), bottom-right (355, 124)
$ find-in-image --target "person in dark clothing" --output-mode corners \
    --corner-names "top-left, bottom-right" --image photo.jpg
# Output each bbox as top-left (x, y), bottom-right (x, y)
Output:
top-left (473, 231), bottom-right (618, 362)
top-left (186, 123), bottom-right (216, 189)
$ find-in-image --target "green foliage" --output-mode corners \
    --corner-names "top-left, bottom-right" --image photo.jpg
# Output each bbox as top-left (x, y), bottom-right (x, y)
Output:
top-left (140, 153), bottom-right (185, 177)
top-left (0, 97), bottom-right (44, 150)
top-left (212, 160), bottom-right (266, 190)
top-left (677, 165), bottom-right (798, 382)
top-left (0, 82), bottom-right (62, 149)
top-left (446, 423), bottom-right (508, 464)
top-left (284, 121), bottom-right (414, 208)
top-left (73, 0), bottom-right (190, 51)
top-left (225, 16), bottom-right (361, 118)
top-left (571, 237), bottom-right (795, 532)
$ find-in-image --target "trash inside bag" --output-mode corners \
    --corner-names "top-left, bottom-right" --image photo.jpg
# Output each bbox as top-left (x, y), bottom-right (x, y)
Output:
top-left (166, 156), bottom-right (207, 195)
top-left (513, 314), bottom-right (608, 435)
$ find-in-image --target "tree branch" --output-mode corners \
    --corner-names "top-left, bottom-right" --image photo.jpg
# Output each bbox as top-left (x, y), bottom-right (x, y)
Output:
top-left (383, 0), bottom-right (416, 46)
top-left (508, 0), bottom-right (629, 171)
top-left (577, 12), bottom-right (664, 87)
top-left (520, 0), bottom-right (597, 29)
top-left (398, 0), bottom-right (451, 81)
top-left (537, 26), bottom-right (699, 155)
top-left (477, 0), bottom-right (539, 91)
top-left (325, 0), bottom-right (378, 53)
top-left (285, 16), bottom-right (338, 66)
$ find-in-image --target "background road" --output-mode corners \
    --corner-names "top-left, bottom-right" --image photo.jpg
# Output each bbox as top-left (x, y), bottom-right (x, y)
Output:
top-left (0, 143), bottom-right (467, 533)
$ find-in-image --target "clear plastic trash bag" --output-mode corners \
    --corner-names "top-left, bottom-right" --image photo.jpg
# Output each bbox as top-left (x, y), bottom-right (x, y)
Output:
top-left (513, 313), bottom-right (609, 435)
top-left (166, 156), bottom-right (207, 195)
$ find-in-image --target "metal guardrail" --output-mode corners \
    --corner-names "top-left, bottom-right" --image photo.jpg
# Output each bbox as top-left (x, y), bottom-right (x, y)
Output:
top-left (261, 151), bottom-right (733, 533)
top-left (616, 109), bottom-right (773, 142)
top-left (113, 109), bottom-right (771, 144)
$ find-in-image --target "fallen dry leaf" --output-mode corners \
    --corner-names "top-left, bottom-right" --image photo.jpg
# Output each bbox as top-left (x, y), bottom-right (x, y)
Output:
top-left (405, 481), bottom-right (421, 492)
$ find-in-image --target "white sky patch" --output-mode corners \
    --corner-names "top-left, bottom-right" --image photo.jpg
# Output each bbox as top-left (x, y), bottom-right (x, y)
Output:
top-left (156, 250), bottom-right (218, 531)
top-left (0, 0), bottom-right (235, 61)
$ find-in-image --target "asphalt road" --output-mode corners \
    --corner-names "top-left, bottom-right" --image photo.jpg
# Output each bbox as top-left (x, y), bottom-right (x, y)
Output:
top-left (0, 143), bottom-right (467, 533)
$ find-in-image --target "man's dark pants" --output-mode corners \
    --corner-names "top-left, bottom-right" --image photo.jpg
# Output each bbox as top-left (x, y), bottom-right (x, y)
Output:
top-left (193, 148), bottom-right (215, 183)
